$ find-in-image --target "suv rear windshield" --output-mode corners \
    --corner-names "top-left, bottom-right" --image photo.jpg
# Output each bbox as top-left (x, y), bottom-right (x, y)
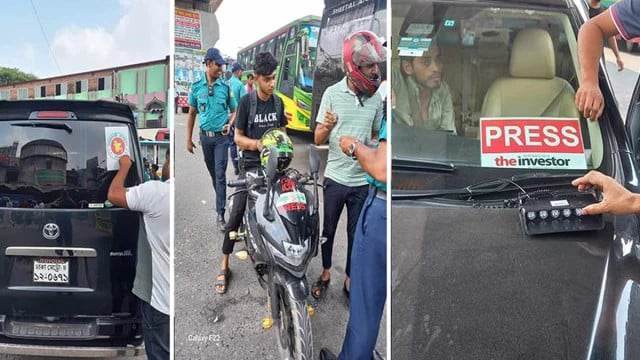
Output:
top-left (392, 2), bottom-right (604, 180)
top-left (0, 120), bottom-right (139, 209)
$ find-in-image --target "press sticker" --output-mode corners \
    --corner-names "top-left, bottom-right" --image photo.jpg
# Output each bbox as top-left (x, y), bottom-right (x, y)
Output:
top-left (406, 23), bottom-right (434, 36)
top-left (105, 127), bottom-right (131, 171)
top-left (276, 191), bottom-right (307, 212)
top-left (479, 117), bottom-right (587, 170)
top-left (398, 37), bottom-right (432, 57)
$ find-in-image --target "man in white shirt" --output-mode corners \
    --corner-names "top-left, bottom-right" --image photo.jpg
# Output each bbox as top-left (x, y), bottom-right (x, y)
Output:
top-left (108, 151), bottom-right (170, 360)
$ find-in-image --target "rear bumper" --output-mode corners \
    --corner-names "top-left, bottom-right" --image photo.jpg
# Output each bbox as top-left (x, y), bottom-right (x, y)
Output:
top-left (0, 342), bottom-right (144, 357)
top-left (0, 315), bottom-right (141, 341)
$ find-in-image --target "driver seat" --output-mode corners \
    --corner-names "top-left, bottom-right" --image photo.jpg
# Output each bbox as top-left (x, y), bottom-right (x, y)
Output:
top-left (480, 28), bottom-right (578, 118)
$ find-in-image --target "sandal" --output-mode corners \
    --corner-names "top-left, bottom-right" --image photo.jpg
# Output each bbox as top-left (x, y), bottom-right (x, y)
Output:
top-left (215, 268), bottom-right (231, 294)
top-left (311, 275), bottom-right (330, 299)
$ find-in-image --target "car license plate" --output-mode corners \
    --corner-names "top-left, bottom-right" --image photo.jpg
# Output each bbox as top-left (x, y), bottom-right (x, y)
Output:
top-left (33, 258), bottom-right (69, 284)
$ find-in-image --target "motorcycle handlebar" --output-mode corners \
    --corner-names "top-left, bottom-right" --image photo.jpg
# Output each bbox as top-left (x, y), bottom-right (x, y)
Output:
top-left (227, 179), bottom-right (248, 188)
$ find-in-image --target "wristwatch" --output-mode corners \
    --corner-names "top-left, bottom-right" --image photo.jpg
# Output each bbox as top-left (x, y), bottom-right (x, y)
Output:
top-left (347, 140), bottom-right (360, 159)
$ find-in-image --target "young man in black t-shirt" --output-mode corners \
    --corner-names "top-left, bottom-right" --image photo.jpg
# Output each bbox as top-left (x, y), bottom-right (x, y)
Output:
top-left (215, 52), bottom-right (287, 294)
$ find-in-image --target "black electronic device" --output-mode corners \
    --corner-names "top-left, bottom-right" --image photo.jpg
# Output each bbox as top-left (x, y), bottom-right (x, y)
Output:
top-left (518, 191), bottom-right (604, 235)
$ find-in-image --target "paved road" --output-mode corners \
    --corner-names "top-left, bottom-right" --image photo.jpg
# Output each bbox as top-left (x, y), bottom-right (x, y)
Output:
top-left (174, 113), bottom-right (387, 359)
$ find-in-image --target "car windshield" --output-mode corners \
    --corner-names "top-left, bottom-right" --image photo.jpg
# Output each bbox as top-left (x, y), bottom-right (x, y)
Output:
top-left (391, 2), bottom-right (605, 189)
top-left (0, 120), bottom-right (139, 209)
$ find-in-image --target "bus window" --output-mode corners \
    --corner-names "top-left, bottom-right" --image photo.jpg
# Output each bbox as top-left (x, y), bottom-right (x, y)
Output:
top-left (280, 41), bottom-right (297, 98)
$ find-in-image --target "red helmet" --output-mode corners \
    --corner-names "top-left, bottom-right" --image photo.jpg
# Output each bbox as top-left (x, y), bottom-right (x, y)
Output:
top-left (342, 31), bottom-right (386, 97)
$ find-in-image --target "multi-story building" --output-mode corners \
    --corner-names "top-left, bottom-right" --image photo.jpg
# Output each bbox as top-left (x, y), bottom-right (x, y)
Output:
top-left (0, 57), bottom-right (171, 169)
top-left (0, 57), bottom-right (170, 130)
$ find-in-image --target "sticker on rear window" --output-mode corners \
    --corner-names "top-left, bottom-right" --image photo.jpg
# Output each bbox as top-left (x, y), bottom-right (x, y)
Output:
top-left (479, 117), bottom-right (587, 170)
top-left (105, 127), bottom-right (131, 171)
top-left (406, 24), bottom-right (434, 36)
top-left (398, 37), bottom-right (432, 57)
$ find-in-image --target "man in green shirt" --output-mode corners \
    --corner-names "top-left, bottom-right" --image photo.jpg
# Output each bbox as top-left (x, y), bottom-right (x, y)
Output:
top-left (393, 43), bottom-right (456, 134)
top-left (186, 47), bottom-right (237, 231)
top-left (228, 62), bottom-right (246, 175)
top-left (320, 115), bottom-right (387, 360)
top-left (312, 31), bottom-right (385, 300)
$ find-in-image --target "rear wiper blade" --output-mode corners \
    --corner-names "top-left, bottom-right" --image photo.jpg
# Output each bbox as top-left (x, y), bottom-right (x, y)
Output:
top-left (12, 122), bottom-right (72, 133)
top-left (392, 172), bottom-right (580, 200)
top-left (392, 157), bottom-right (455, 172)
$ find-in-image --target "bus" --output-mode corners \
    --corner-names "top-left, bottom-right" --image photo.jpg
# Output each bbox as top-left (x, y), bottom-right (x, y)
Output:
top-left (237, 16), bottom-right (321, 132)
top-left (311, 0), bottom-right (387, 128)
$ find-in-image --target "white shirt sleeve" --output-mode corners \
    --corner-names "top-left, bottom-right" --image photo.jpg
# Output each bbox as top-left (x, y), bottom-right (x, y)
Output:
top-left (125, 182), bottom-right (157, 214)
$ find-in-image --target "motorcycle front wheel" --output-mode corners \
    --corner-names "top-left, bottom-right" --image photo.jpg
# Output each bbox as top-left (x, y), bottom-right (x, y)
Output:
top-left (275, 285), bottom-right (313, 360)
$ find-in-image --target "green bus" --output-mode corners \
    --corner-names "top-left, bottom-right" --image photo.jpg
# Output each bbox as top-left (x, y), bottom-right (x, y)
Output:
top-left (237, 15), bottom-right (320, 132)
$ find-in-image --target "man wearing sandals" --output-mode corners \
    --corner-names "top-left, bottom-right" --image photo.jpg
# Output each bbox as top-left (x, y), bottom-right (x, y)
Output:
top-left (215, 52), bottom-right (287, 294)
top-left (312, 31), bottom-right (385, 301)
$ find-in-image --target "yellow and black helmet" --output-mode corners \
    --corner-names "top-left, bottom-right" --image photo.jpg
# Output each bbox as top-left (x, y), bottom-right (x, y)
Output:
top-left (260, 129), bottom-right (294, 172)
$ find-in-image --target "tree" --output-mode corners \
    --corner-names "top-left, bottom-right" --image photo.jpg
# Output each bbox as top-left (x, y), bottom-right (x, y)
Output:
top-left (0, 67), bottom-right (38, 86)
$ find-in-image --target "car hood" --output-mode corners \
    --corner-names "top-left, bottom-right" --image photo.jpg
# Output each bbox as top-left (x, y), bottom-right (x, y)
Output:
top-left (392, 202), bottom-right (640, 359)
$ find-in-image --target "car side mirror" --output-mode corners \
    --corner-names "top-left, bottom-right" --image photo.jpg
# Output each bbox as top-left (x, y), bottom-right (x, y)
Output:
top-left (308, 145), bottom-right (320, 175)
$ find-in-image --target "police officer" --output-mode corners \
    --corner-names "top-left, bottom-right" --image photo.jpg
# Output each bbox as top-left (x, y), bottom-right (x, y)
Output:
top-left (228, 62), bottom-right (246, 175)
top-left (186, 47), bottom-right (237, 231)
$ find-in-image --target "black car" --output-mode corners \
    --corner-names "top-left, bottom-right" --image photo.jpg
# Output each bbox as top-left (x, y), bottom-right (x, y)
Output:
top-left (391, 0), bottom-right (640, 358)
top-left (0, 100), bottom-right (144, 357)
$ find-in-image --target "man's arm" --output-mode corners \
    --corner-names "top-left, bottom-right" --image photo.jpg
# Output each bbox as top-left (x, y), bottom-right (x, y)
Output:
top-left (186, 106), bottom-right (197, 153)
top-left (313, 93), bottom-right (334, 145)
top-left (575, 10), bottom-right (620, 120)
top-left (228, 111), bottom-right (237, 127)
top-left (227, 86), bottom-right (239, 127)
top-left (606, 36), bottom-right (624, 71)
top-left (107, 156), bottom-right (133, 209)
top-left (572, 170), bottom-right (640, 215)
top-left (235, 128), bottom-right (262, 151)
top-left (339, 137), bottom-right (387, 182)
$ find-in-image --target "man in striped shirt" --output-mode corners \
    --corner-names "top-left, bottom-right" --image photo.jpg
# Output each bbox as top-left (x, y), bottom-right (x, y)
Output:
top-left (312, 31), bottom-right (385, 301)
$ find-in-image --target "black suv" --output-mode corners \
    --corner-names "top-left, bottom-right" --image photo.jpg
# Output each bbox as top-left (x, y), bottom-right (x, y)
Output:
top-left (391, 0), bottom-right (640, 358)
top-left (0, 100), bottom-right (144, 357)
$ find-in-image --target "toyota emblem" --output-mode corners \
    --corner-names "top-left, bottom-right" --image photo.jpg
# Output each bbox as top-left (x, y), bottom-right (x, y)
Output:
top-left (42, 223), bottom-right (60, 240)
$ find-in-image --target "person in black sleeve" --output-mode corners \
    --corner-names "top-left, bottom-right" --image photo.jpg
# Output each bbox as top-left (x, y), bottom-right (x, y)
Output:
top-left (214, 52), bottom-right (287, 294)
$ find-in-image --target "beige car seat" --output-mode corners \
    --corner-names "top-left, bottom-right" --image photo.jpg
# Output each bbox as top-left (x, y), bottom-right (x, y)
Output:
top-left (480, 28), bottom-right (579, 118)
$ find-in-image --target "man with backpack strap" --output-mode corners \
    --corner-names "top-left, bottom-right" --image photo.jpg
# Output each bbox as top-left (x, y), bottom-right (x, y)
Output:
top-left (214, 52), bottom-right (287, 294)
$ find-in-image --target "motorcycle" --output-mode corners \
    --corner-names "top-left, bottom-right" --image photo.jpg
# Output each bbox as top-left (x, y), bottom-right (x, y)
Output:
top-left (228, 145), bottom-right (321, 360)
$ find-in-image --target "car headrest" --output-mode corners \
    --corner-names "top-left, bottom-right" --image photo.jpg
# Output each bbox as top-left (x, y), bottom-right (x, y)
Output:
top-left (510, 28), bottom-right (556, 79)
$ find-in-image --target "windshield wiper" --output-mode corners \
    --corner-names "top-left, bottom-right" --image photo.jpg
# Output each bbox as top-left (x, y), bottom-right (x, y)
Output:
top-left (392, 157), bottom-right (456, 173)
top-left (12, 122), bottom-right (72, 134)
top-left (392, 172), bottom-right (579, 200)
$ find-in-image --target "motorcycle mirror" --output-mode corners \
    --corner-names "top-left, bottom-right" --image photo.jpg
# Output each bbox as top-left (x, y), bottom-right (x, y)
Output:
top-left (308, 145), bottom-right (321, 175)
top-left (265, 147), bottom-right (280, 182)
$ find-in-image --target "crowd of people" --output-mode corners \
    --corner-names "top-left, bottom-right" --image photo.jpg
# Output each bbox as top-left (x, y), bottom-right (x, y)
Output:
top-left (185, 29), bottom-right (387, 359)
